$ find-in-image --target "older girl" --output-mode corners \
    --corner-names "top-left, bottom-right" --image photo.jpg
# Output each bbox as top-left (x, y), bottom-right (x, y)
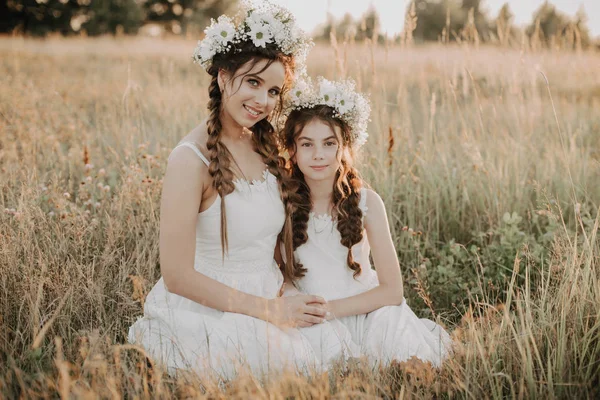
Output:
top-left (129, 3), bottom-right (326, 379)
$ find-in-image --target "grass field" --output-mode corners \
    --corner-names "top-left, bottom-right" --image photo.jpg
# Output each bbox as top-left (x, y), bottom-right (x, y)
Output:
top-left (1, 36), bottom-right (599, 398)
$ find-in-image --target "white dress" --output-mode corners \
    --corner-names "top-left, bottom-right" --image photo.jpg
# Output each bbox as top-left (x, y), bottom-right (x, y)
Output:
top-left (128, 142), bottom-right (317, 379)
top-left (294, 189), bottom-right (452, 368)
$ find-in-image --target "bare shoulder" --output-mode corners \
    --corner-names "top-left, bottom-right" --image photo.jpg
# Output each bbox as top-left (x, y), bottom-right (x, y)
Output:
top-left (364, 188), bottom-right (384, 210)
top-left (176, 120), bottom-right (210, 155)
top-left (167, 122), bottom-right (211, 184)
top-left (363, 188), bottom-right (387, 228)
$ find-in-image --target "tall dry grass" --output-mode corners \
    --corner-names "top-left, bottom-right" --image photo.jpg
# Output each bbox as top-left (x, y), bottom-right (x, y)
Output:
top-left (0, 36), bottom-right (599, 398)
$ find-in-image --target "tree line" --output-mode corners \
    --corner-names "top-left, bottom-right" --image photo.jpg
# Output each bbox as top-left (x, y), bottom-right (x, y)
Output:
top-left (1, 0), bottom-right (596, 49)
top-left (322, 0), bottom-right (595, 49)
top-left (0, 0), bottom-right (237, 36)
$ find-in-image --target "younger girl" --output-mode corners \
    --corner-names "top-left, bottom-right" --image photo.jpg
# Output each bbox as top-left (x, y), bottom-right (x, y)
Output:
top-left (280, 78), bottom-right (452, 368)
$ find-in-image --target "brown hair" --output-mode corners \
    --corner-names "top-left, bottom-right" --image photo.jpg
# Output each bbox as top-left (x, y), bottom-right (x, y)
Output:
top-left (205, 40), bottom-right (297, 256)
top-left (282, 105), bottom-right (364, 281)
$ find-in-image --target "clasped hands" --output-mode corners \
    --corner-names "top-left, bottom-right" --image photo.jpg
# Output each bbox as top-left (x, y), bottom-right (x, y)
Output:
top-left (265, 282), bottom-right (331, 328)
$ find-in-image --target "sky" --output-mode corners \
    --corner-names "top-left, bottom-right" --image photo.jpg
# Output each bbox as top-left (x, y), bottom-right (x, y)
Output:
top-left (271, 0), bottom-right (600, 38)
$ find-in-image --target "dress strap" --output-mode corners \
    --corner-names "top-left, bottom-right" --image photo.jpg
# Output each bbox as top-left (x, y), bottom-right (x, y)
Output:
top-left (359, 188), bottom-right (369, 216)
top-left (173, 142), bottom-right (210, 167)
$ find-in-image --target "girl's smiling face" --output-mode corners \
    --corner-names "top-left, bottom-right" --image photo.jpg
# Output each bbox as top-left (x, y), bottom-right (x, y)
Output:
top-left (293, 118), bottom-right (342, 183)
top-left (219, 58), bottom-right (285, 128)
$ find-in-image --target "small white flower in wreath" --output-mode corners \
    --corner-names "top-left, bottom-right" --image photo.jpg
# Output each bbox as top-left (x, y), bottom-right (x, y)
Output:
top-left (249, 24), bottom-right (273, 47)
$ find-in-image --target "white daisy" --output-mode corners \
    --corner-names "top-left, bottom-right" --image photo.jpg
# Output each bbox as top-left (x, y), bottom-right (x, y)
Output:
top-left (205, 16), bottom-right (235, 46)
top-left (249, 24), bottom-right (273, 47)
top-left (194, 39), bottom-right (216, 63)
top-left (289, 78), bottom-right (313, 105)
top-left (336, 92), bottom-right (355, 114)
top-left (319, 80), bottom-right (337, 106)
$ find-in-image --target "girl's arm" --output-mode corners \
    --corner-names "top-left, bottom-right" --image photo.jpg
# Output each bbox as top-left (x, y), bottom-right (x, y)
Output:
top-left (324, 189), bottom-right (404, 319)
top-left (159, 147), bottom-right (325, 326)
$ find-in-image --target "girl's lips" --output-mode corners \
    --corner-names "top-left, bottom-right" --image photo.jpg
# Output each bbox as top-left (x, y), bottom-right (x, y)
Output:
top-left (310, 166), bottom-right (328, 171)
top-left (243, 104), bottom-right (262, 118)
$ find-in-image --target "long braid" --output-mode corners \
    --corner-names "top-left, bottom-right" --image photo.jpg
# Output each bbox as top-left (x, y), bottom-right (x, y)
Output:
top-left (252, 119), bottom-right (307, 281)
top-left (290, 164), bottom-right (312, 250)
top-left (333, 164), bottom-right (364, 278)
top-left (205, 71), bottom-right (236, 255)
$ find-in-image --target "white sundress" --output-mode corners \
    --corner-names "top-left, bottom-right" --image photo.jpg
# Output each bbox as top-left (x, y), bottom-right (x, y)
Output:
top-left (294, 188), bottom-right (453, 368)
top-left (128, 142), bottom-right (317, 379)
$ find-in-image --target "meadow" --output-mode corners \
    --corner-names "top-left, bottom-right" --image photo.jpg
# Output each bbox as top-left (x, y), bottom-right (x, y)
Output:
top-left (0, 35), bottom-right (599, 398)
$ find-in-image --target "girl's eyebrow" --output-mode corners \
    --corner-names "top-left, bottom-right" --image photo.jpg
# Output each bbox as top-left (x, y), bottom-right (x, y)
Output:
top-left (297, 135), bottom-right (337, 142)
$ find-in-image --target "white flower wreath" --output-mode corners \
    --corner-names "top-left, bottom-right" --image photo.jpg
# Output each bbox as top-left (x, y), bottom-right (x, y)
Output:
top-left (192, 0), bottom-right (313, 71)
top-left (285, 76), bottom-right (371, 147)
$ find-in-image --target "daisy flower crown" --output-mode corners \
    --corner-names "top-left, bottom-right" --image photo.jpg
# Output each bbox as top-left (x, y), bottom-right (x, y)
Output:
top-left (192, 0), bottom-right (313, 71)
top-left (285, 76), bottom-right (371, 147)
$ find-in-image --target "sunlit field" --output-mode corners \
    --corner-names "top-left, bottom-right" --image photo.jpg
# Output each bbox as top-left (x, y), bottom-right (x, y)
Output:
top-left (1, 36), bottom-right (599, 398)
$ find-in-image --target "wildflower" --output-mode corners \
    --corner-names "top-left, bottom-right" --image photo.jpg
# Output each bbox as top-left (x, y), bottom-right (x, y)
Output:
top-left (98, 168), bottom-right (106, 177)
top-left (85, 163), bottom-right (94, 171)
top-left (336, 92), bottom-right (355, 114)
top-left (319, 79), bottom-right (337, 105)
top-left (205, 16), bottom-right (236, 46)
top-left (248, 24), bottom-right (272, 47)
top-left (63, 192), bottom-right (71, 199)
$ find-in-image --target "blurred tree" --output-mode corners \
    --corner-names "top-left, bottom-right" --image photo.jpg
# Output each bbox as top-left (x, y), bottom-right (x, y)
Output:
top-left (409, 0), bottom-right (492, 43)
top-left (490, 2), bottom-right (519, 46)
top-left (355, 5), bottom-right (381, 41)
top-left (2, 0), bottom-right (144, 36)
top-left (410, 0), bottom-right (463, 42)
top-left (83, 0), bottom-right (145, 35)
top-left (572, 5), bottom-right (592, 48)
top-left (460, 0), bottom-right (490, 41)
top-left (526, 1), bottom-right (591, 49)
top-left (317, 6), bottom-right (384, 43)
top-left (2, 0), bottom-right (84, 36)
top-left (143, 0), bottom-right (237, 36)
top-left (1, 0), bottom-right (238, 37)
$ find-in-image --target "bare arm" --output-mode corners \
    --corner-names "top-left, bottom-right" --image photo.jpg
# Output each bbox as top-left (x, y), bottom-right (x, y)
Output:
top-left (324, 189), bottom-right (404, 319)
top-left (159, 146), bottom-right (266, 317)
top-left (160, 146), bottom-right (326, 325)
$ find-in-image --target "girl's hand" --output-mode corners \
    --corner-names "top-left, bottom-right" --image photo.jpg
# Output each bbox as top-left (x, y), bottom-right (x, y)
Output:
top-left (309, 300), bottom-right (333, 320)
top-left (278, 282), bottom-right (301, 297)
top-left (266, 295), bottom-right (328, 328)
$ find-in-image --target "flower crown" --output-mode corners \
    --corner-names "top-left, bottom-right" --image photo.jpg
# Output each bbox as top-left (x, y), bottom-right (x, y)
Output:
top-left (192, 0), bottom-right (313, 71)
top-left (285, 76), bottom-right (371, 147)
